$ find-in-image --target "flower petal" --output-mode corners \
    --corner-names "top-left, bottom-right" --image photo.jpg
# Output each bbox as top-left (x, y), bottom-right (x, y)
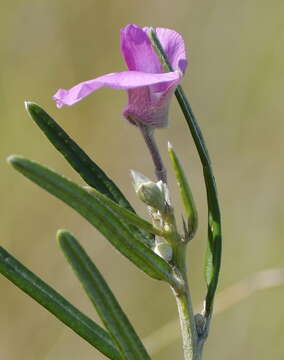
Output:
top-left (123, 76), bottom-right (181, 128)
top-left (120, 24), bottom-right (163, 73)
top-left (144, 27), bottom-right (187, 74)
top-left (53, 71), bottom-right (180, 108)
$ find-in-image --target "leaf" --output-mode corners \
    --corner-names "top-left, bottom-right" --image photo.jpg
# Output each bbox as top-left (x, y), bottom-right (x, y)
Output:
top-left (0, 246), bottom-right (122, 360)
top-left (85, 186), bottom-right (163, 237)
top-left (25, 101), bottom-right (131, 209)
top-left (150, 29), bottom-right (222, 317)
top-left (25, 102), bottom-right (154, 247)
top-left (8, 156), bottom-right (175, 286)
top-left (175, 89), bottom-right (222, 317)
top-left (58, 230), bottom-right (150, 360)
top-left (168, 143), bottom-right (198, 239)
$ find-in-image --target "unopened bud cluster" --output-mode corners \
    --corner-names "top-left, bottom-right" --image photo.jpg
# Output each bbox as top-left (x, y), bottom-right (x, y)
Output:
top-left (131, 170), bottom-right (175, 262)
top-left (131, 171), bottom-right (167, 213)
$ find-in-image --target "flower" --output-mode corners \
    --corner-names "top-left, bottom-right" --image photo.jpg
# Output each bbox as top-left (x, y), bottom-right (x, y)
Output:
top-left (53, 24), bottom-right (187, 128)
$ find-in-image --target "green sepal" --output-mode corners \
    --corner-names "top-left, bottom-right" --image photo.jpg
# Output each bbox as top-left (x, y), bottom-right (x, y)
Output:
top-left (0, 246), bottom-right (122, 360)
top-left (8, 156), bottom-right (175, 285)
top-left (168, 143), bottom-right (198, 240)
top-left (58, 230), bottom-right (150, 360)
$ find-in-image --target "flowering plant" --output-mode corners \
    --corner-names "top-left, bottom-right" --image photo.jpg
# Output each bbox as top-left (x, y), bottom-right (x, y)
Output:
top-left (1, 24), bottom-right (221, 360)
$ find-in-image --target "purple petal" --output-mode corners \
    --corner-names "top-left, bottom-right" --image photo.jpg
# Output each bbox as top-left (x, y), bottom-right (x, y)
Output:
top-left (53, 71), bottom-right (181, 107)
top-left (120, 24), bottom-right (163, 73)
top-left (123, 77), bottom-right (181, 128)
top-left (124, 87), bottom-right (171, 128)
top-left (144, 27), bottom-right (187, 73)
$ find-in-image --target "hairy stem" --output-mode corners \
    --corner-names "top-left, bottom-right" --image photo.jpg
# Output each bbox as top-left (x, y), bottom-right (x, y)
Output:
top-left (174, 290), bottom-right (197, 359)
top-left (138, 124), bottom-right (167, 183)
top-left (172, 245), bottom-right (202, 360)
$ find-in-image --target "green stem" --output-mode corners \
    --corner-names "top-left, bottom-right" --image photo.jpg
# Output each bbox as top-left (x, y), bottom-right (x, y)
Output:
top-left (174, 290), bottom-right (197, 360)
top-left (171, 245), bottom-right (201, 360)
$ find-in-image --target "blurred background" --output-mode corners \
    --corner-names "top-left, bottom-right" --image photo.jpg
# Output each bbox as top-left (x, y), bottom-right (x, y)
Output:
top-left (1, 0), bottom-right (283, 359)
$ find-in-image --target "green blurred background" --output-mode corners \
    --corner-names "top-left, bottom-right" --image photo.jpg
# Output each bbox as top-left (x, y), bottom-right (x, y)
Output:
top-left (1, 1), bottom-right (283, 359)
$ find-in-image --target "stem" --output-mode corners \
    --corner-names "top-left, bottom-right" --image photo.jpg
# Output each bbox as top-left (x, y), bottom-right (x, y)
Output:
top-left (138, 124), bottom-right (167, 183)
top-left (172, 245), bottom-right (202, 360)
top-left (174, 290), bottom-right (198, 360)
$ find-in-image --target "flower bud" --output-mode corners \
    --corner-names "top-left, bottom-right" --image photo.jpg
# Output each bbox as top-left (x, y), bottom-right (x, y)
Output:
top-left (131, 170), bottom-right (166, 212)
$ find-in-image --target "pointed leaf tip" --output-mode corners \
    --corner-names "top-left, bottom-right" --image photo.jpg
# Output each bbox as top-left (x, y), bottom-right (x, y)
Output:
top-left (7, 154), bottom-right (17, 164)
top-left (25, 101), bottom-right (42, 115)
top-left (24, 101), bottom-right (32, 111)
top-left (24, 101), bottom-right (40, 115)
top-left (56, 229), bottom-right (69, 242)
top-left (7, 155), bottom-right (27, 169)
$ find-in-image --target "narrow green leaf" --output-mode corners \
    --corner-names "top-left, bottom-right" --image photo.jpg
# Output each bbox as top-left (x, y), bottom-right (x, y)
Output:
top-left (25, 101), bottom-right (131, 209)
top-left (58, 230), bottom-right (150, 360)
top-left (85, 186), bottom-right (163, 237)
top-left (8, 156), bottom-right (175, 286)
top-left (175, 90), bottom-right (222, 318)
top-left (168, 143), bottom-right (198, 239)
top-left (150, 29), bottom-right (222, 317)
top-left (0, 246), bottom-right (122, 360)
top-left (25, 102), bottom-right (154, 247)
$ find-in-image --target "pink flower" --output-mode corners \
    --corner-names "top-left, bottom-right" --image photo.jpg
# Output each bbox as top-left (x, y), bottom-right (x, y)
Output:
top-left (53, 24), bottom-right (187, 128)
